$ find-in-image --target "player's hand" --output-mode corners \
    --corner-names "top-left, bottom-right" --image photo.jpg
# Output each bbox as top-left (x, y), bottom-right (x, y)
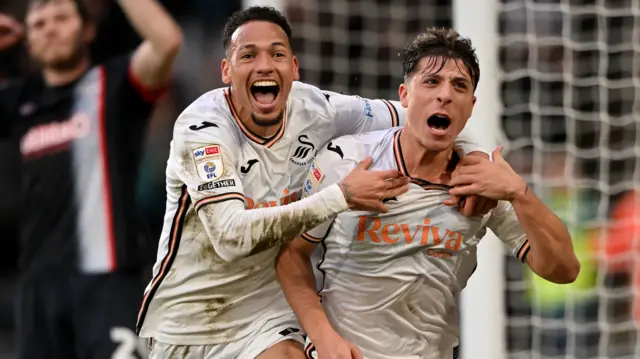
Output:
top-left (338, 156), bottom-right (410, 213)
top-left (0, 14), bottom-right (23, 51)
top-left (448, 146), bottom-right (527, 201)
top-left (443, 151), bottom-right (497, 216)
top-left (315, 331), bottom-right (363, 359)
top-left (447, 194), bottom-right (498, 217)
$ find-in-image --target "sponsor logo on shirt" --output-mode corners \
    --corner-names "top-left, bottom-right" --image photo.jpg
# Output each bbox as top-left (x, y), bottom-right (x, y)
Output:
top-left (356, 216), bottom-right (466, 258)
top-left (197, 179), bottom-right (236, 192)
top-left (245, 188), bottom-right (302, 209)
top-left (193, 145), bottom-right (220, 159)
top-left (303, 179), bottom-right (314, 197)
top-left (289, 134), bottom-right (316, 166)
top-left (311, 162), bottom-right (323, 182)
top-left (363, 98), bottom-right (373, 118)
top-left (21, 113), bottom-right (91, 159)
top-left (303, 161), bottom-right (324, 198)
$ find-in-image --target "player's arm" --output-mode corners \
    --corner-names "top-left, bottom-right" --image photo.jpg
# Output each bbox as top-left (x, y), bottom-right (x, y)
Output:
top-left (276, 239), bottom-right (335, 346)
top-left (117, 0), bottom-right (182, 90)
top-left (276, 148), bottom-right (361, 357)
top-left (452, 147), bottom-right (580, 284)
top-left (174, 114), bottom-right (408, 262)
top-left (326, 90), bottom-right (488, 157)
top-left (486, 199), bottom-right (579, 284)
top-left (277, 239), bottom-right (363, 357)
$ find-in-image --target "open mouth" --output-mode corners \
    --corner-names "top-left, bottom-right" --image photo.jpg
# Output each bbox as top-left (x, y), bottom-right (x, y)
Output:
top-left (250, 80), bottom-right (280, 107)
top-left (427, 114), bottom-right (451, 134)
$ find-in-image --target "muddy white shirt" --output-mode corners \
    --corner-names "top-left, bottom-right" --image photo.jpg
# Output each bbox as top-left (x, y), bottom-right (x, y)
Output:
top-left (136, 81), bottom-right (488, 345)
top-left (302, 128), bottom-right (530, 359)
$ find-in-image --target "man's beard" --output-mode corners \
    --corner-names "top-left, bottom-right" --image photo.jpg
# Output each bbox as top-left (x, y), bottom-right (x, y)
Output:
top-left (35, 45), bottom-right (87, 72)
top-left (251, 111), bottom-right (284, 128)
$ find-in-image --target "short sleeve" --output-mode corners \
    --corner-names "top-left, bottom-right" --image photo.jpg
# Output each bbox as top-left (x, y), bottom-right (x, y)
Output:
top-left (171, 112), bottom-right (245, 211)
top-left (103, 53), bottom-right (166, 104)
top-left (485, 201), bottom-right (530, 262)
top-left (299, 142), bottom-right (356, 243)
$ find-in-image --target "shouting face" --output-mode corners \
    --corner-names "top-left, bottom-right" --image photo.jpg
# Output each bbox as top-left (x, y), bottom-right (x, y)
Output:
top-left (221, 20), bottom-right (299, 128)
top-left (399, 56), bottom-right (476, 152)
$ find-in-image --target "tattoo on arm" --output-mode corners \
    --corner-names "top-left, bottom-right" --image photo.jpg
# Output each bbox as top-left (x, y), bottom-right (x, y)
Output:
top-left (508, 184), bottom-right (529, 202)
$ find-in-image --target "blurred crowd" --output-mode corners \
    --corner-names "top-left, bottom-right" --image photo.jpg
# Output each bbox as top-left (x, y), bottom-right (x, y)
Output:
top-left (0, 0), bottom-right (638, 358)
top-left (0, 0), bottom-right (243, 356)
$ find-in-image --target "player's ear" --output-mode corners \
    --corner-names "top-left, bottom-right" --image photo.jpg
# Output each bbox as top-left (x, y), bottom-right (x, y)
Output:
top-left (472, 96), bottom-right (477, 105)
top-left (399, 83), bottom-right (409, 108)
top-left (221, 58), bottom-right (232, 85)
top-left (292, 55), bottom-right (300, 81)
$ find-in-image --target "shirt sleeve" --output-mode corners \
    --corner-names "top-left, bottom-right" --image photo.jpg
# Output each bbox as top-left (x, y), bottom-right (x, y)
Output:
top-left (171, 109), bottom-right (349, 262)
top-left (328, 90), bottom-right (403, 136)
top-left (484, 201), bottom-right (530, 263)
top-left (170, 112), bottom-right (245, 206)
top-left (103, 53), bottom-right (166, 104)
top-left (299, 143), bottom-right (356, 243)
top-left (328, 90), bottom-right (487, 156)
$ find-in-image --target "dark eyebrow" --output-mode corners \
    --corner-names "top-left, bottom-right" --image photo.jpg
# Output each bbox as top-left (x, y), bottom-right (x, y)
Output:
top-left (238, 42), bottom-right (287, 51)
top-left (271, 42), bottom-right (287, 48)
top-left (422, 73), bottom-right (472, 85)
top-left (451, 76), bottom-right (472, 85)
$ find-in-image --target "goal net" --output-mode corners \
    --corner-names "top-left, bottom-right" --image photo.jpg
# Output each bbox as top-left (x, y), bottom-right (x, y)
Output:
top-left (285, 0), bottom-right (452, 100)
top-left (499, 0), bottom-right (640, 358)
top-left (282, 0), bottom-right (640, 357)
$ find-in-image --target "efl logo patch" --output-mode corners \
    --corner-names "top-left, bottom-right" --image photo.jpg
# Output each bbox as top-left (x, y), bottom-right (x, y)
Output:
top-left (192, 144), bottom-right (224, 181)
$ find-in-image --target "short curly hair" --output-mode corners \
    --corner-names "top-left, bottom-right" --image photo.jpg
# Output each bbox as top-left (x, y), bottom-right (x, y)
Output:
top-left (222, 6), bottom-right (293, 56)
top-left (402, 27), bottom-right (480, 91)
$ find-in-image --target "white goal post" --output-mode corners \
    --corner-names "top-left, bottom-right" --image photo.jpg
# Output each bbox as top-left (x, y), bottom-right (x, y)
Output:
top-left (454, 0), bottom-right (505, 358)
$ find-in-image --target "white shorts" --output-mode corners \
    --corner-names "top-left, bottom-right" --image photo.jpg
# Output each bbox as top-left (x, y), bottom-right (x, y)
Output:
top-left (148, 313), bottom-right (304, 359)
top-left (303, 338), bottom-right (459, 359)
top-left (303, 338), bottom-right (318, 359)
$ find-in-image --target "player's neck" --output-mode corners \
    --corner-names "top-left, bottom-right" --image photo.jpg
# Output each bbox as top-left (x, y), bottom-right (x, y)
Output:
top-left (230, 91), bottom-right (282, 138)
top-left (42, 57), bottom-right (91, 87)
top-left (399, 130), bottom-right (452, 184)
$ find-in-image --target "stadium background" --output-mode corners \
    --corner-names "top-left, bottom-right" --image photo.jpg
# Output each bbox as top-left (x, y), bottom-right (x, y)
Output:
top-left (0, 0), bottom-right (638, 358)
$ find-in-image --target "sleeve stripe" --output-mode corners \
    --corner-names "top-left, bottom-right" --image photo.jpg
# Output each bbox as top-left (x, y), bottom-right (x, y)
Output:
top-left (195, 192), bottom-right (245, 211)
top-left (127, 64), bottom-right (166, 102)
top-left (381, 99), bottom-right (399, 127)
top-left (516, 239), bottom-right (530, 262)
top-left (301, 232), bottom-right (323, 243)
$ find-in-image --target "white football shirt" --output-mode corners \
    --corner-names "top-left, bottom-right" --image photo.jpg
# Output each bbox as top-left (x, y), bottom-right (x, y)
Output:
top-left (136, 81), bottom-right (487, 345)
top-left (302, 128), bottom-right (530, 359)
